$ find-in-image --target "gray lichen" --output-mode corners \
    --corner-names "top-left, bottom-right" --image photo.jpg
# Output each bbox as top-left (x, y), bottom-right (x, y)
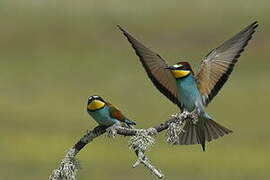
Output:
top-left (49, 148), bottom-right (80, 180)
top-left (129, 129), bottom-right (155, 152)
top-left (167, 120), bottom-right (186, 145)
top-left (49, 111), bottom-right (197, 179)
top-left (166, 110), bottom-right (199, 145)
top-left (128, 128), bottom-right (163, 178)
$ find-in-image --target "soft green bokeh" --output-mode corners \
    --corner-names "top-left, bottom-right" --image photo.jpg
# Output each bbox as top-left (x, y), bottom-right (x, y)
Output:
top-left (0, 0), bottom-right (269, 179)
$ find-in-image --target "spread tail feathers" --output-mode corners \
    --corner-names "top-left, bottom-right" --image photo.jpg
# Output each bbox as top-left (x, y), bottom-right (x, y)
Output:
top-left (176, 119), bottom-right (232, 151)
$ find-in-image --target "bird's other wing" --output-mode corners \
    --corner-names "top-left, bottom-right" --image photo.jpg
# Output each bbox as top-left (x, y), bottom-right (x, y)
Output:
top-left (195, 21), bottom-right (258, 106)
top-left (118, 25), bottom-right (181, 109)
top-left (107, 102), bottom-right (128, 122)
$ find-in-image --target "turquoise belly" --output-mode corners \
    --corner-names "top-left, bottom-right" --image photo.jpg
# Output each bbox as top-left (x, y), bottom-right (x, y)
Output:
top-left (88, 106), bottom-right (118, 126)
top-left (176, 74), bottom-right (204, 112)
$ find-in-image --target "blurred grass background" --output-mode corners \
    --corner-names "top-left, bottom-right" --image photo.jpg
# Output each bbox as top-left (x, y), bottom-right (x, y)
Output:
top-left (0, 0), bottom-right (269, 179)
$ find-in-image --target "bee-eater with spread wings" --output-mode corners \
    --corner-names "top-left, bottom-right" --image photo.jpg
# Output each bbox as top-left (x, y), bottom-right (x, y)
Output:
top-left (118, 21), bottom-right (258, 151)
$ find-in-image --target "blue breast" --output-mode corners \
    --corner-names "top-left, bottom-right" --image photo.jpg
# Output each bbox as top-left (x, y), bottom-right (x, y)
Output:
top-left (88, 106), bottom-right (119, 126)
top-left (176, 74), bottom-right (204, 112)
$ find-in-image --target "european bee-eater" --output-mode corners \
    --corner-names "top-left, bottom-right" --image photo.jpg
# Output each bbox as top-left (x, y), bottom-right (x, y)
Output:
top-left (87, 95), bottom-right (136, 127)
top-left (118, 21), bottom-right (258, 151)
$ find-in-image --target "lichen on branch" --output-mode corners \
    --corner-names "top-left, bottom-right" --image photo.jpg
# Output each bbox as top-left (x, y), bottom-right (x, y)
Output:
top-left (49, 110), bottom-right (198, 180)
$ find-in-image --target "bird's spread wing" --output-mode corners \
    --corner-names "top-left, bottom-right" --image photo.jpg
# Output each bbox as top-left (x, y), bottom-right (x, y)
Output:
top-left (107, 102), bottom-right (126, 122)
top-left (195, 21), bottom-right (258, 106)
top-left (118, 25), bottom-right (181, 108)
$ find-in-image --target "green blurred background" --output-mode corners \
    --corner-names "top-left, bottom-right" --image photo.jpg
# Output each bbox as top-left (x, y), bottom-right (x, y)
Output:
top-left (0, 0), bottom-right (269, 179)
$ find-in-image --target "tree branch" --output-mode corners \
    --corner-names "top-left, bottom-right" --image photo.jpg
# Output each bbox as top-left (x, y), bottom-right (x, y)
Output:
top-left (49, 111), bottom-right (196, 180)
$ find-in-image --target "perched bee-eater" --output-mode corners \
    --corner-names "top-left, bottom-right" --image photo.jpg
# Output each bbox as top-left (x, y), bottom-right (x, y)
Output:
top-left (87, 95), bottom-right (136, 127)
top-left (118, 21), bottom-right (258, 151)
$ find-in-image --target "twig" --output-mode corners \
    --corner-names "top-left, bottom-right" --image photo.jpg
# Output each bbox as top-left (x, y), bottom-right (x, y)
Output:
top-left (49, 126), bottom-right (108, 180)
top-left (129, 128), bottom-right (163, 178)
top-left (49, 110), bottom-right (198, 180)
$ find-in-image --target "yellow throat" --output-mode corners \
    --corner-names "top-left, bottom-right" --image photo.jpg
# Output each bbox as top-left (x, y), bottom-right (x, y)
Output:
top-left (88, 100), bottom-right (105, 110)
top-left (171, 69), bottom-right (190, 78)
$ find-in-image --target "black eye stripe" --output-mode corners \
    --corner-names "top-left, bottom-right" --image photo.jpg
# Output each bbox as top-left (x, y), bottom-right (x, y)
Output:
top-left (97, 97), bottom-right (103, 101)
top-left (176, 66), bottom-right (189, 70)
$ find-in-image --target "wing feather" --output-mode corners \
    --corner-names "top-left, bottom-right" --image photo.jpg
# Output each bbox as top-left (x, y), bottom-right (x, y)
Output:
top-left (118, 25), bottom-right (181, 108)
top-left (107, 102), bottom-right (126, 122)
top-left (196, 21), bottom-right (258, 106)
